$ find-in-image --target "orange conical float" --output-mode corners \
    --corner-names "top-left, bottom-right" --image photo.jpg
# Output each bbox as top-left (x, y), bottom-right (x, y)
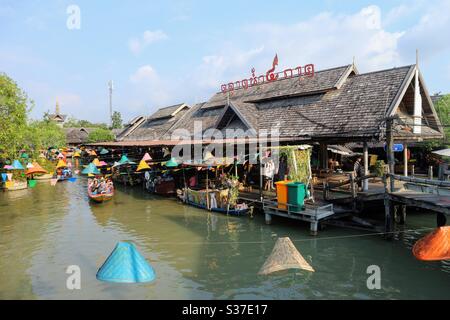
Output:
top-left (412, 226), bottom-right (450, 261)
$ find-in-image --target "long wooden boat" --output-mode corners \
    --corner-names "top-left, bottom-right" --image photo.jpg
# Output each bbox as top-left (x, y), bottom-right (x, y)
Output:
top-left (34, 173), bottom-right (53, 181)
top-left (184, 199), bottom-right (249, 216)
top-left (3, 181), bottom-right (28, 191)
top-left (88, 188), bottom-right (114, 203)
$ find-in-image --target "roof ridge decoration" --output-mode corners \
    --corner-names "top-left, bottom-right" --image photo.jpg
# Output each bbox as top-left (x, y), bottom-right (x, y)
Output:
top-left (220, 54), bottom-right (315, 94)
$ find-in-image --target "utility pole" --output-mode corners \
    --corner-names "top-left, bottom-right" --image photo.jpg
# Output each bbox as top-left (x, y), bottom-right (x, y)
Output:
top-left (108, 80), bottom-right (113, 128)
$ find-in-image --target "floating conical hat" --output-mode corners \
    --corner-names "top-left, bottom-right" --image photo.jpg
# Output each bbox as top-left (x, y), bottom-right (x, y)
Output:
top-left (56, 159), bottom-right (67, 169)
top-left (413, 226), bottom-right (450, 261)
top-left (96, 241), bottom-right (155, 283)
top-left (100, 148), bottom-right (109, 155)
top-left (92, 158), bottom-right (101, 166)
top-left (258, 237), bottom-right (314, 275)
top-left (136, 160), bottom-right (151, 172)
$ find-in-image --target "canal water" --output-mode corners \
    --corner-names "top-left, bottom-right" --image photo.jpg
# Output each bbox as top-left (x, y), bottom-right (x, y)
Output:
top-left (0, 177), bottom-right (449, 299)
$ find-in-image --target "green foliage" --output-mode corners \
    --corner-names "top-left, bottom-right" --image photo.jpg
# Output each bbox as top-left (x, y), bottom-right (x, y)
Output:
top-left (434, 94), bottom-right (450, 142)
top-left (63, 116), bottom-right (108, 130)
top-left (373, 160), bottom-right (385, 177)
top-left (279, 147), bottom-right (311, 184)
top-left (0, 73), bottom-right (32, 159)
top-left (87, 128), bottom-right (114, 143)
top-left (26, 120), bottom-right (66, 158)
top-left (111, 111), bottom-right (123, 129)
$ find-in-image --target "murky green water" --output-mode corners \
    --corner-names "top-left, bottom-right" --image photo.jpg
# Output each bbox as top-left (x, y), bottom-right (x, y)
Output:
top-left (0, 177), bottom-right (449, 299)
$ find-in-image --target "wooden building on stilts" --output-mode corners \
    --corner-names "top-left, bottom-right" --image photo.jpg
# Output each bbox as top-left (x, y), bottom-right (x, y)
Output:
top-left (88, 58), bottom-right (447, 235)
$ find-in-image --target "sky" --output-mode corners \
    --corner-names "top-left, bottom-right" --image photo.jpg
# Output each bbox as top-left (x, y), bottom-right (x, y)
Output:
top-left (1, 0), bottom-right (450, 124)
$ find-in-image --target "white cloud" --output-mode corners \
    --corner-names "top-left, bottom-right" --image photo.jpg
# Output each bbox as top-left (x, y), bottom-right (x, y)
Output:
top-left (398, 0), bottom-right (450, 62)
top-left (129, 65), bottom-right (171, 110)
top-left (128, 30), bottom-right (168, 54)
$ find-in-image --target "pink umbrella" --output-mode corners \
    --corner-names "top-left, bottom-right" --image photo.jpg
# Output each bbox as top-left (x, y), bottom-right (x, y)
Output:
top-left (98, 161), bottom-right (108, 166)
top-left (3, 165), bottom-right (14, 170)
top-left (142, 153), bottom-right (152, 162)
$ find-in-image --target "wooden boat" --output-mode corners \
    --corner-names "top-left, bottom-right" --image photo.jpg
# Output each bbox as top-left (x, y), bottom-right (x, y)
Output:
top-left (88, 188), bottom-right (114, 203)
top-left (34, 173), bottom-right (53, 181)
top-left (3, 181), bottom-right (28, 191)
top-left (178, 188), bottom-right (249, 216)
top-left (184, 199), bottom-right (249, 216)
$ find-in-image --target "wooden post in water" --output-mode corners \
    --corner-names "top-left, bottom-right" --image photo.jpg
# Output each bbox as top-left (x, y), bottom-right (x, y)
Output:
top-left (428, 166), bottom-right (433, 180)
top-left (363, 141), bottom-right (369, 191)
top-left (383, 174), bottom-right (393, 237)
top-left (386, 118), bottom-right (395, 192)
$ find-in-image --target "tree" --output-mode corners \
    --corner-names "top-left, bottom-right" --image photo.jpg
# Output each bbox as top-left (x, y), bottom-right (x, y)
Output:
top-left (434, 94), bottom-right (450, 142)
top-left (111, 111), bottom-right (123, 129)
top-left (63, 116), bottom-right (109, 129)
top-left (26, 120), bottom-right (66, 157)
top-left (0, 73), bottom-right (32, 159)
top-left (87, 128), bottom-right (114, 143)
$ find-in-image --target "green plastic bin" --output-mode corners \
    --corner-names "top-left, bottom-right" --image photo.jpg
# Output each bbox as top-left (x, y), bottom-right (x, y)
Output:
top-left (286, 182), bottom-right (307, 212)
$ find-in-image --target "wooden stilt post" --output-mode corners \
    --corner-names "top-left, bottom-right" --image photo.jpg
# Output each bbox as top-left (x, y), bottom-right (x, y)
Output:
top-left (386, 117), bottom-right (395, 192)
top-left (383, 174), bottom-right (392, 238)
top-left (428, 166), bottom-right (433, 180)
top-left (363, 141), bottom-right (369, 191)
top-left (403, 144), bottom-right (408, 177)
top-left (259, 154), bottom-right (263, 202)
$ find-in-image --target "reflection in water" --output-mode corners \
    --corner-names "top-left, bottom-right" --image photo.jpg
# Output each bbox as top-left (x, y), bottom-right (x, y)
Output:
top-left (0, 178), bottom-right (449, 299)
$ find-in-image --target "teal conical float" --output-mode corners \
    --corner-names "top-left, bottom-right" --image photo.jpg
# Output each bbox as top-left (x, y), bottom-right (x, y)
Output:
top-left (96, 241), bottom-right (155, 283)
top-left (100, 148), bottom-right (109, 155)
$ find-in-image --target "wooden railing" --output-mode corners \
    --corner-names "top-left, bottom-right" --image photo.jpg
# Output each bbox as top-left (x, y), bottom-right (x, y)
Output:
top-left (323, 174), bottom-right (377, 201)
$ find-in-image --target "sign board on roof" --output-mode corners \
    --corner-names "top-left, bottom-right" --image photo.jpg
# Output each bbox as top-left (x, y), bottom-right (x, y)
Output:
top-left (220, 54), bottom-right (315, 93)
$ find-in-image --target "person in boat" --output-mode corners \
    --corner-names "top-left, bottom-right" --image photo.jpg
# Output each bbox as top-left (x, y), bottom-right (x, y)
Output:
top-left (90, 179), bottom-right (100, 194)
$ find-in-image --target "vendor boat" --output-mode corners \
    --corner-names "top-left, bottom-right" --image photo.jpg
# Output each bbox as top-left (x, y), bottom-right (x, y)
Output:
top-left (177, 188), bottom-right (249, 216)
top-left (88, 187), bottom-right (114, 203)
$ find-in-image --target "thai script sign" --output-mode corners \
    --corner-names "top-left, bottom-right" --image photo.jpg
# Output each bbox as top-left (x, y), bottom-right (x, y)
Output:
top-left (220, 54), bottom-right (315, 93)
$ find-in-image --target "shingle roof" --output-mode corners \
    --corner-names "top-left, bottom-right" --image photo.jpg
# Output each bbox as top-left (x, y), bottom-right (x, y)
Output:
top-left (203, 65), bottom-right (352, 109)
top-left (64, 127), bottom-right (90, 144)
top-left (209, 65), bottom-right (416, 140)
top-left (163, 102), bottom-right (224, 139)
top-left (121, 104), bottom-right (190, 141)
top-left (148, 103), bottom-right (187, 120)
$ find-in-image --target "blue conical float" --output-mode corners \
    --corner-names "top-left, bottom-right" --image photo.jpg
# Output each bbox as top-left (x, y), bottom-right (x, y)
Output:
top-left (96, 241), bottom-right (155, 283)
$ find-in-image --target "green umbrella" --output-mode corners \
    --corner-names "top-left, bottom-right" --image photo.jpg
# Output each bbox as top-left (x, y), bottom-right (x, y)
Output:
top-left (165, 157), bottom-right (178, 168)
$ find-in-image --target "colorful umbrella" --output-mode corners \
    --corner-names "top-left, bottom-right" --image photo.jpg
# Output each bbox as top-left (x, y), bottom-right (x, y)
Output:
top-left (100, 148), bottom-right (109, 155)
top-left (82, 163), bottom-right (100, 175)
top-left (73, 151), bottom-right (81, 158)
top-left (165, 158), bottom-right (179, 168)
top-left (56, 159), bottom-right (67, 169)
top-left (26, 162), bottom-right (34, 169)
top-left (92, 158), bottom-right (101, 166)
top-left (98, 161), bottom-right (108, 167)
top-left (12, 160), bottom-right (24, 170)
top-left (3, 165), bottom-right (14, 170)
top-left (142, 153), bottom-right (152, 162)
top-left (26, 162), bottom-right (48, 175)
top-left (136, 160), bottom-right (151, 172)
